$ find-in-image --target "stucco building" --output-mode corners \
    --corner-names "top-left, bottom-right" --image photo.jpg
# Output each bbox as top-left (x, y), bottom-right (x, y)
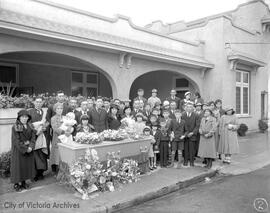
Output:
top-left (0, 0), bottom-right (269, 131)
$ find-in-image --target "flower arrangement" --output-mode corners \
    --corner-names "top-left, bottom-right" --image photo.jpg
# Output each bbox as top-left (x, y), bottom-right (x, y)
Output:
top-left (100, 129), bottom-right (128, 141)
top-left (69, 148), bottom-right (140, 199)
top-left (74, 132), bottom-right (103, 145)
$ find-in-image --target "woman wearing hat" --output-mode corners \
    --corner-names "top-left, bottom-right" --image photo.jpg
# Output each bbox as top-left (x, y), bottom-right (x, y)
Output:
top-left (218, 107), bottom-right (240, 164)
top-left (11, 110), bottom-right (36, 191)
top-left (147, 88), bottom-right (161, 109)
top-left (198, 108), bottom-right (217, 169)
top-left (108, 104), bottom-right (121, 130)
top-left (50, 102), bottom-right (64, 174)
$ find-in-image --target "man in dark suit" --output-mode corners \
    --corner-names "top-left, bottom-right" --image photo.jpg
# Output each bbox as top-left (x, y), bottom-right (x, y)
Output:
top-left (131, 99), bottom-right (143, 117)
top-left (169, 101), bottom-right (177, 120)
top-left (68, 98), bottom-right (79, 114)
top-left (166, 89), bottom-right (181, 109)
top-left (170, 109), bottom-right (186, 168)
top-left (75, 101), bottom-right (90, 124)
top-left (89, 97), bottom-right (108, 133)
top-left (28, 96), bottom-right (48, 181)
top-left (181, 101), bottom-right (200, 167)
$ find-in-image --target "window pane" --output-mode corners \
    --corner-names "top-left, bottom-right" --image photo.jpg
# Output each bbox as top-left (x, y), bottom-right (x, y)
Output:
top-left (243, 87), bottom-right (249, 114)
top-left (0, 66), bottom-right (17, 83)
top-left (175, 78), bottom-right (189, 88)
top-left (236, 72), bottom-right (241, 82)
top-left (72, 72), bottom-right (83, 83)
top-left (243, 72), bottom-right (249, 83)
top-left (86, 87), bottom-right (97, 98)
top-left (87, 74), bottom-right (97, 84)
top-left (71, 86), bottom-right (83, 96)
top-left (236, 86), bottom-right (241, 114)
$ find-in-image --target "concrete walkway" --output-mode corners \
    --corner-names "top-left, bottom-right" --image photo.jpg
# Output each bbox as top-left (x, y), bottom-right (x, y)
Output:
top-left (0, 132), bottom-right (269, 213)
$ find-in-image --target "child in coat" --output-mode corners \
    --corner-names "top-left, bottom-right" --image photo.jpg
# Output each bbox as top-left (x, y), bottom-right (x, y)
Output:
top-left (143, 126), bottom-right (155, 170)
top-left (151, 124), bottom-right (160, 169)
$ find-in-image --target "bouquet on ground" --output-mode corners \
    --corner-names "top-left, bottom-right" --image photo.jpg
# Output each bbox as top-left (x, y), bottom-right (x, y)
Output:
top-left (68, 148), bottom-right (140, 199)
top-left (74, 132), bottom-right (102, 145)
top-left (100, 129), bottom-right (128, 141)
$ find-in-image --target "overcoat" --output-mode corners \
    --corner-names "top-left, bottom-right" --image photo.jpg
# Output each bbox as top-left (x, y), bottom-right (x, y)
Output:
top-left (198, 116), bottom-right (217, 158)
top-left (108, 114), bottom-right (121, 130)
top-left (28, 108), bottom-right (48, 171)
top-left (10, 122), bottom-right (36, 183)
top-left (218, 114), bottom-right (240, 154)
top-left (50, 115), bottom-right (63, 166)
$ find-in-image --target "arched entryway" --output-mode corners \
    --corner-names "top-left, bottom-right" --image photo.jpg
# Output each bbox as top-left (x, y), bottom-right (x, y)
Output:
top-left (0, 51), bottom-right (113, 98)
top-left (129, 70), bottom-right (200, 101)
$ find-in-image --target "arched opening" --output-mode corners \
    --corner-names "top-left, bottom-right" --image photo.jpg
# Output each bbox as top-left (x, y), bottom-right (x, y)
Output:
top-left (0, 51), bottom-right (113, 98)
top-left (129, 70), bottom-right (200, 101)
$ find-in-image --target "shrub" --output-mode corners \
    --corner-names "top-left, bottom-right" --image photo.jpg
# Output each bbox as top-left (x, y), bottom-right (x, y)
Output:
top-left (258, 120), bottom-right (268, 133)
top-left (237, 123), bottom-right (248, 136)
top-left (0, 150), bottom-right (11, 178)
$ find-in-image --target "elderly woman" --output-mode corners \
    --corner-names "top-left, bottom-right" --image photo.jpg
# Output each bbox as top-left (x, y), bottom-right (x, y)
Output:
top-left (198, 108), bottom-right (217, 169)
top-left (50, 102), bottom-right (64, 174)
top-left (11, 110), bottom-right (36, 191)
top-left (218, 107), bottom-right (240, 164)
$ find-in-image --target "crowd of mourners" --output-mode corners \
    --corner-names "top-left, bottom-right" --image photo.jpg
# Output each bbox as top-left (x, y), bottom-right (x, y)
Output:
top-left (10, 88), bottom-right (240, 191)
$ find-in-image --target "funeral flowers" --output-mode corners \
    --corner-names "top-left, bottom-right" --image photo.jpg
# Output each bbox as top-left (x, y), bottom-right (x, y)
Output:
top-left (69, 148), bottom-right (140, 199)
top-left (74, 132), bottom-right (102, 145)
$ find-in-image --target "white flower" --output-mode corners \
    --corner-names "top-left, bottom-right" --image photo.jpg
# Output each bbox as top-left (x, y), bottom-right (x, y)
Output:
top-left (85, 164), bottom-right (91, 170)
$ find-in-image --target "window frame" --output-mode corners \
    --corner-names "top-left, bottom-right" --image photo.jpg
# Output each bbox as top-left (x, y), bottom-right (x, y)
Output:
top-left (0, 62), bottom-right (19, 87)
top-left (235, 69), bottom-right (250, 116)
top-left (71, 70), bottom-right (99, 97)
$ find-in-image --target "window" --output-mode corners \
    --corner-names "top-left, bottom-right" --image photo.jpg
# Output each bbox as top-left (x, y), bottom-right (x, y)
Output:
top-left (236, 70), bottom-right (249, 115)
top-left (0, 62), bottom-right (19, 86)
top-left (173, 77), bottom-right (190, 99)
top-left (71, 71), bottom-right (98, 97)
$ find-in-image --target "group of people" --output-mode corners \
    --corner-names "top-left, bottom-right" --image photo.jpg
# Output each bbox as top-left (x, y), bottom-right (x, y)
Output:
top-left (10, 88), bottom-right (240, 191)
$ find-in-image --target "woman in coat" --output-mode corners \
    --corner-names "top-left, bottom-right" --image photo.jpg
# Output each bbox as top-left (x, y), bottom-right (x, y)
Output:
top-left (50, 102), bottom-right (64, 174)
top-left (11, 110), bottom-right (36, 191)
top-left (198, 108), bottom-right (217, 169)
top-left (108, 104), bottom-right (121, 130)
top-left (218, 107), bottom-right (240, 164)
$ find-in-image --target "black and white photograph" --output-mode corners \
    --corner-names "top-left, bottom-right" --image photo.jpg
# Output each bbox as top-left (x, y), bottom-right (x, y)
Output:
top-left (0, 0), bottom-right (269, 212)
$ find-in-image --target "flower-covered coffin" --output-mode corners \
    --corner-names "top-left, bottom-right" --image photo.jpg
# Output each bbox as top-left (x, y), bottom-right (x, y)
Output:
top-left (58, 137), bottom-right (152, 166)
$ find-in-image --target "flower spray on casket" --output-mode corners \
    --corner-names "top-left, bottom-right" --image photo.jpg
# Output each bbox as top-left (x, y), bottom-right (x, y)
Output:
top-left (58, 112), bottom-right (77, 144)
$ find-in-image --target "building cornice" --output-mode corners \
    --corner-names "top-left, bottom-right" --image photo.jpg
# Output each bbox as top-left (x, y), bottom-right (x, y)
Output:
top-left (226, 47), bottom-right (267, 71)
top-left (0, 9), bottom-right (214, 69)
top-left (168, 0), bottom-right (269, 35)
top-left (32, 0), bottom-right (201, 47)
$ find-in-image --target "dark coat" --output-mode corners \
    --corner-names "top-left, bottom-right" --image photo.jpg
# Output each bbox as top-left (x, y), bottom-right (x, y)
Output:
top-left (89, 108), bottom-right (108, 133)
top-left (10, 122), bottom-right (36, 183)
top-left (108, 114), bottom-right (121, 130)
top-left (155, 128), bottom-right (170, 145)
top-left (166, 96), bottom-right (181, 109)
top-left (28, 108), bottom-right (48, 171)
top-left (171, 119), bottom-right (186, 142)
top-left (182, 111), bottom-right (200, 141)
top-left (169, 110), bottom-right (176, 120)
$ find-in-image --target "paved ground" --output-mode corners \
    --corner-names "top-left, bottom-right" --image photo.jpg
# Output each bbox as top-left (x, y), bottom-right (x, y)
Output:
top-left (0, 132), bottom-right (269, 213)
top-left (119, 164), bottom-right (270, 213)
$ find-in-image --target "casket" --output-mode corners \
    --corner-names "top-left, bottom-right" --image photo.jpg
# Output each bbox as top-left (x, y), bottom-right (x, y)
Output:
top-left (58, 138), bottom-right (151, 166)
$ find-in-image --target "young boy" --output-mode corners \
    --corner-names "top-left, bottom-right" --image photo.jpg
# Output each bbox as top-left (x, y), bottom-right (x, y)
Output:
top-left (156, 118), bottom-right (171, 167)
top-left (151, 124), bottom-right (160, 169)
top-left (171, 109), bottom-right (186, 168)
top-left (162, 109), bottom-right (174, 167)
